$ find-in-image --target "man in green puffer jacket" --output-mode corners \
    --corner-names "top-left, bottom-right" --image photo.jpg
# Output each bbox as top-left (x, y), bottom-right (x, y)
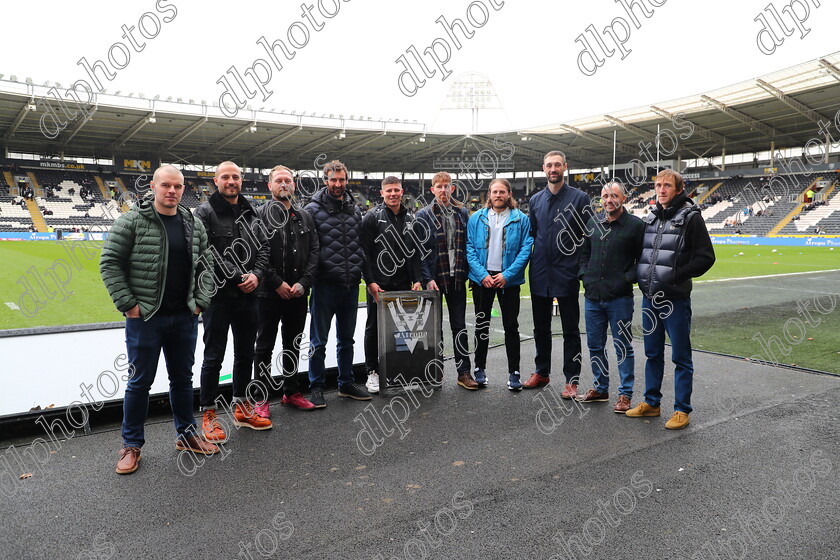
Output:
top-left (100, 164), bottom-right (219, 475)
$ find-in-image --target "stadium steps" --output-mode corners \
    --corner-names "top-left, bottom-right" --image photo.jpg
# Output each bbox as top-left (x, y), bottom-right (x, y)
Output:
top-left (820, 181), bottom-right (837, 201)
top-left (26, 172), bottom-right (43, 197)
top-left (93, 175), bottom-right (112, 200)
top-left (768, 202), bottom-right (805, 235)
top-left (2, 171), bottom-right (15, 192)
top-left (695, 181), bottom-right (723, 205)
top-left (113, 177), bottom-right (130, 211)
top-left (24, 198), bottom-right (46, 232)
top-left (767, 176), bottom-right (823, 236)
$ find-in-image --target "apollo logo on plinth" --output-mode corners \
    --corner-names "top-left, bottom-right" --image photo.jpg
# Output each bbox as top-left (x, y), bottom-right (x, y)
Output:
top-left (377, 290), bottom-right (442, 391)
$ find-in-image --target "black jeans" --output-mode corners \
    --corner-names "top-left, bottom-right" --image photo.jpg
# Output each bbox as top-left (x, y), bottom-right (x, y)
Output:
top-left (364, 282), bottom-right (410, 373)
top-left (471, 281), bottom-right (521, 373)
top-left (254, 295), bottom-right (308, 397)
top-left (440, 284), bottom-right (470, 375)
top-left (199, 295), bottom-right (258, 408)
top-left (532, 294), bottom-right (582, 382)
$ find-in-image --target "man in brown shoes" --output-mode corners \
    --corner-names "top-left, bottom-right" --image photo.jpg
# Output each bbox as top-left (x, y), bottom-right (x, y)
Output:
top-left (576, 181), bottom-right (645, 413)
top-left (102, 165), bottom-right (220, 475)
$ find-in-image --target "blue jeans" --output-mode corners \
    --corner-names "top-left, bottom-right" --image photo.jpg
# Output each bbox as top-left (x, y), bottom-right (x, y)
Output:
top-left (308, 283), bottom-right (360, 390)
top-left (642, 296), bottom-right (693, 413)
top-left (584, 297), bottom-right (635, 397)
top-left (123, 311), bottom-right (199, 447)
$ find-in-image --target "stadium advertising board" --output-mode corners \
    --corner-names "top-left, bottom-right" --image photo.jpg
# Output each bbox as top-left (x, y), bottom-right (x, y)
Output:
top-left (122, 159), bottom-right (152, 172)
top-left (38, 161), bottom-right (85, 170)
top-left (711, 235), bottom-right (840, 247)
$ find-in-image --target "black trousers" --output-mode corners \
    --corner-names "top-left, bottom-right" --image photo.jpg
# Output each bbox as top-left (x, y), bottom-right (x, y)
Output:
top-left (440, 284), bottom-right (470, 375)
top-left (199, 296), bottom-right (258, 408)
top-left (253, 295), bottom-right (308, 397)
top-left (532, 294), bottom-right (582, 382)
top-left (364, 282), bottom-right (410, 373)
top-left (470, 281), bottom-right (521, 373)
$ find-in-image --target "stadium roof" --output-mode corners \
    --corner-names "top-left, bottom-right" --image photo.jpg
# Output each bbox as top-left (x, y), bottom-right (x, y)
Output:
top-left (1, 51), bottom-right (839, 174)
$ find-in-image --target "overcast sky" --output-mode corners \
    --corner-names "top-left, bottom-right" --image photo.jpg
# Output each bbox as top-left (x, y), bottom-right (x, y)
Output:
top-left (3, 0), bottom-right (838, 134)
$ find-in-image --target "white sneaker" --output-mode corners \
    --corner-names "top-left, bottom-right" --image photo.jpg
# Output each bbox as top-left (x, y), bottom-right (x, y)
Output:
top-left (366, 372), bottom-right (380, 394)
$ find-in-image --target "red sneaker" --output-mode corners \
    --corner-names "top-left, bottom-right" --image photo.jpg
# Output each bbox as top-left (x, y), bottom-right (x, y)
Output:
top-left (282, 393), bottom-right (316, 411)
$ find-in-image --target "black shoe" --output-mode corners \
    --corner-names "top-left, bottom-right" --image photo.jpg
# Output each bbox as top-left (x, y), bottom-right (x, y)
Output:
top-left (310, 389), bottom-right (326, 409)
top-left (338, 383), bottom-right (372, 401)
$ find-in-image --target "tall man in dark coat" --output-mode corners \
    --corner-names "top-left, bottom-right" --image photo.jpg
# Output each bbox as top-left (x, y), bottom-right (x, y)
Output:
top-left (523, 151), bottom-right (591, 400)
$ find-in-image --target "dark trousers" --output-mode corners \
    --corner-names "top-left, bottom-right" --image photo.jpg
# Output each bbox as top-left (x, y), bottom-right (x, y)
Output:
top-left (364, 282), bottom-right (410, 373)
top-left (122, 311), bottom-right (198, 447)
top-left (308, 283), bottom-right (359, 390)
top-left (532, 294), bottom-right (582, 382)
top-left (253, 295), bottom-right (308, 398)
top-left (199, 296), bottom-right (258, 408)
top-left (471, 281), bottom-right (521, 373)
top-left (439, 284), bottom-right (470, 375)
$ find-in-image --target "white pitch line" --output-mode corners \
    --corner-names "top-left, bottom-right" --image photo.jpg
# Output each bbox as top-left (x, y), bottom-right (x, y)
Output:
top-left (4, 302), bottom-right (20, 310)
top-left (694, 268), bottom-right (840, 284)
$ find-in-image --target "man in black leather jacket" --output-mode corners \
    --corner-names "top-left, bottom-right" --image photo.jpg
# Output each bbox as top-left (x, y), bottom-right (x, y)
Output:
top-left (194, 161), bottom-right (271, 440)
top-left (252, 165), bottom-right (319, 415)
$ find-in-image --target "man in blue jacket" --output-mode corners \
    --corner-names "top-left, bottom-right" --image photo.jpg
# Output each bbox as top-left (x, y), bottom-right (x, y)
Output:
top-left (466, 179), bottom-right (533, 390)
top-left (523, 151), bottom-right (592, 399)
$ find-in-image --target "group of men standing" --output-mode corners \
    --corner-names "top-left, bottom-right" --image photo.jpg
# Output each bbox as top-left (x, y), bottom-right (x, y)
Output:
top-left (100, 149), bottom-right (714, 476)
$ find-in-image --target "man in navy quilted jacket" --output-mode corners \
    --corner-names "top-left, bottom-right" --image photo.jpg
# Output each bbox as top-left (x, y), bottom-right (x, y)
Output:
top-left (304, 160), bottom-right (372, 408)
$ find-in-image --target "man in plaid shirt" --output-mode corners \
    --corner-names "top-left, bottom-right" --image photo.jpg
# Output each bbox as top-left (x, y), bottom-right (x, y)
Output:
top-left (577, 181), bottom-right (645, 413)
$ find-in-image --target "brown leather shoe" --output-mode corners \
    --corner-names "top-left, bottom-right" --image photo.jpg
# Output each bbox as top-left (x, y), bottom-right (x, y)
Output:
top-left (176, 434), bottom-right (220, 455)
top-left (522, 373), bottom-right (550, 389)
top-left (613, 395), bottom-right (632, 413)
top-left (202, 409), bottom-right (228, 443)
top-left (457, 371), bottom-right (479, 390)
top-left (576, 388), bottom-right (609, 402)
top-left (116, 446), bottom-right (141, 474)
top-left (561, 383), bottom-right (579, 399)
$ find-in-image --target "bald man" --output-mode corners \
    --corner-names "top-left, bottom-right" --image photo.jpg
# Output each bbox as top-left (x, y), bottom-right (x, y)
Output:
top-left (101, 164), bottom-right (219, 475)
top-left (195, 161), bottom-right (271, 441)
